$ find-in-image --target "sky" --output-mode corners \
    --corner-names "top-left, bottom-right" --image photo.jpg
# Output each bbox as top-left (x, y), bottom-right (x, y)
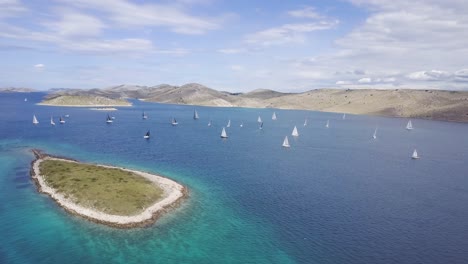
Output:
top-left (1, 0), bottom-right (468, 92)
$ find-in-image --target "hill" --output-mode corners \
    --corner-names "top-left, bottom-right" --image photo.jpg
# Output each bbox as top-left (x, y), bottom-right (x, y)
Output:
top-left (40, 84), bottom-right (468, 122)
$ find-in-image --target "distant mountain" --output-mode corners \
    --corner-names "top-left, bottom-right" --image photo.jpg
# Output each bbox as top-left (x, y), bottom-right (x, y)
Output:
top-left (41, 83), bottom-right (468, 122)
top-left (0, 87), bottom-right (37, 93)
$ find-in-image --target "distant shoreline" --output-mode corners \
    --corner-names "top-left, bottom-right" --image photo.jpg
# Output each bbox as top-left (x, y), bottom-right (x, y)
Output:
top-left (37, 103), bottom-right (132, 107)
top-left (30, 150), bottom-right (187, 228)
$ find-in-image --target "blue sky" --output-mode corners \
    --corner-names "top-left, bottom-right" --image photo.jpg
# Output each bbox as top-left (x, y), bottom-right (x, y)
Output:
top-left (1, 0), bottom-right (468, 92)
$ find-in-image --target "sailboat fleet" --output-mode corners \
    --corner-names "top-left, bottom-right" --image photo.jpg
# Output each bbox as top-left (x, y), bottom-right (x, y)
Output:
top-left (30, 110), bottom-right (421, 158)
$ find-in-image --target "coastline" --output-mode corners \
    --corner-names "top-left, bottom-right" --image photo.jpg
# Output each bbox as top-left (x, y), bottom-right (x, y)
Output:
top-left (30, 150), bottom-right (187, 228)
top-left (37, 103), bottom-right (132, 107)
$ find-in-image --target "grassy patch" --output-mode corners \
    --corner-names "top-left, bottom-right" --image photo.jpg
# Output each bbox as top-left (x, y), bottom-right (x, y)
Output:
top-left (39, 160), bottom-right (164, 216)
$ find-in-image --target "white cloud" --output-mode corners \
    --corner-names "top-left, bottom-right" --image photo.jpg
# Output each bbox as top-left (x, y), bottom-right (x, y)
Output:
top-left (64, 38), bottom-right (154, 54)
top-left (0, 0), bottom-right (27, 18)
top-left (288, 7), bottom-right (323, 19)
top-left (217, 48), bottom-right (246, 54)
top-left (230, 65), bottom-right (244, 71)
top-left (43, 10), bottom-right (105, 37)
top-left (336, 80), bottom-right (352, 85)
top-left (407, 70), bottom-right (451, 81)
top-left (56, 0), bottom-right (221, 35)
top-left (279, 0), bottom-right (468, 89)
top-left (245, 21), bottom-right (338, 46)
top-left (358, 77), bottom-right (372, 83)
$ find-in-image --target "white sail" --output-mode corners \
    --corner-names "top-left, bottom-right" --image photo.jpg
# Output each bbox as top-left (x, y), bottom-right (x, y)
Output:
top-left (227, 120), bottom-right (231, 128)
top-left (411, 149), bottom-right (419, 159)
top-left (142, 111), bottom-right (147, 119)
top-left (208, 120), bottom-right (211, 126)
top-left (240, 122), bottom-right (243, 127)
top-left (406, 120), bottom-right (413, 130)
top-left (272, 112), bottom-right (277, 120)
top-left (326, 120), bottom-right (329, 128)
top-left (257, 116), bottom-right (262, 123)
top-left (303, 118), bottom-right (308, 126)
top-left (50, 117), bottom-right (55, 126)
top-left (193, 110), bottom-right (199, 120)
top-left (24, 98), bottom-right (27, 102)
top-left (291, 126), bottom-right (299, 137)
top-left (373, 127), bottom-right (378, 139)
top-left (220, 127), bottom-right (228, 138)
top-left (33, 115), bottom-right (39, 125)
top-left (282, 136), bottom-right (290, 148)
top-left (342, 113), bottom-right (346, 120)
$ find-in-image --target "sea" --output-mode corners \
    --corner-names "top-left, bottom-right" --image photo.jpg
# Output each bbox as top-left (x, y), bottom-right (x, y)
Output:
top-left (1, 92), bottom-right (468, 264)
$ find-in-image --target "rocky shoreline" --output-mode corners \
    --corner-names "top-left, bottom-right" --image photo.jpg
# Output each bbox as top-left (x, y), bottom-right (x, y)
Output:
top-left (30, 149), bottom-right (187, 228)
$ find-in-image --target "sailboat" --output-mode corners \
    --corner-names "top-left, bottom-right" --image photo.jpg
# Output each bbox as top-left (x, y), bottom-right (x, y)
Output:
top-left (325, 120), bottom-right (329, 128)
top-left (142, 111), bottom-right (148, 120)
top-left (24, 98), bottom-right (27, 102)
top-left (411, 149), bottom-right (420, 159)
top-left (64, 114), bottom-right (70, 118)
top-left (291, 126), bottom-right (299, 137)
top-left (259, 122), bottom-right (263, 130)
top-left (33, 115), bottom-right (39, 125)
top-left (220, 127), bottom-right (228, 138)
top-left (208, 120), bottom-right (212, 127)
top-left (106, 114), bottom-right (113, 123)
top-left (257, 116), bottom-right (262, 123)
top-left (59, 116), bottom-right (65, 124)
top-left (193, 110), bottom-right (199, 120)
top-left (143, 130), bottom-right (150, 139)
top-left (272, 112), bottom-right (277, 120)
top-left (226, 120), bottom-right (231, 128)
top-left (406, 120), bottom-right (413, 130)
top-left (373, 127), bottom-right (378, 139)
top-left (240, 122), bottom-right (243, 128)
top-left (50, 116), bottom-right (55, 126)
top-left (171, 118), bottom-right (178, 126)
top-left (282, 136), bottom-right (290, 148)
top-left (342, 113), bottom-right (346, 120)
top-left (303, 118), bottom-right (308, 127)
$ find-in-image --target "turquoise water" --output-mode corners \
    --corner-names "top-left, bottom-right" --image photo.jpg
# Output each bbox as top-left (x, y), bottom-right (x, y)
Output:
top-left (1, 92), bottom-right (468, 263)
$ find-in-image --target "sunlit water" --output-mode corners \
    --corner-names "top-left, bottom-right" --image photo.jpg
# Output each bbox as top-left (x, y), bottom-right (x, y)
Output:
top-left (1, 92), bottom-right (467, 263)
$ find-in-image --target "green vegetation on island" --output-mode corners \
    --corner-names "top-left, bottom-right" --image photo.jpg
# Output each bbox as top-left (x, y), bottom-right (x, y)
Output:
top-left (39, 160), bottom-right (163, 216)
top-left (39, 95), bottom-right (131, 107)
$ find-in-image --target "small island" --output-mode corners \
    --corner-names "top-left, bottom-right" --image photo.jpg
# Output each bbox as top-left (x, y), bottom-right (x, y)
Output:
top-left (38, 95), bottom-right (132, 107)
top-left (30, 150), bottom-right (186, 228)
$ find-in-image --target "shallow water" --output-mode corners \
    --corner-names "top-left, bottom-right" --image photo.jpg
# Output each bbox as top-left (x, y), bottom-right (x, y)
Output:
top-left (1, 92), bottom-right (468, 263)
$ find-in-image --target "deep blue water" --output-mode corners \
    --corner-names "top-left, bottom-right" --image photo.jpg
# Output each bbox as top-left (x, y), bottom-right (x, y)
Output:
top-left (1, 92), bottom-right (468, 264)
